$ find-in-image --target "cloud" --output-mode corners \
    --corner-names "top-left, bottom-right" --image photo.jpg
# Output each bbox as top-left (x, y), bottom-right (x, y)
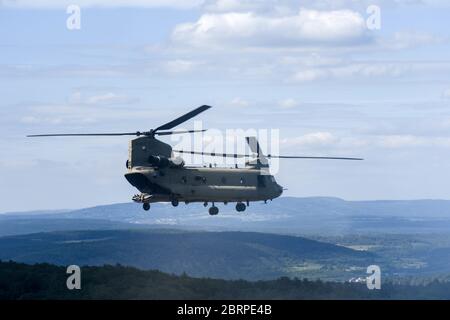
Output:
top-left (3, 0), bottom-right (448, 10)
top-left (442, 88), bottom-right (450, 99)
top-left (230, 97), bottom-right (249, 107)
top-left (171, 9), bottom-right (371, 49)
top-left (376, 135), bottom-right (450, 148)
top-left (68, 90), bottom-right (139, 106)
top-left (278, 98), bottom-right (298, 109)
top-left (384, 31), bottom-right (446, 50)
top-left (163, 59), bottom-right (199, 74)
top-left (377, 135), bottom-right (424, 148)
top-left (85, 92), bottom-right (139, 105)
top-left (202, 0), bottom-right (449, 13)
top-left (280, 132), bottom-right (450, 151)
top-left (20, 115), bottom-right (63, 125)
top-left (290, 61), bottom-right (450, 83)
top-left (281, 132), bottom-right (339, 147)
top-left (0, 0), bottom-right (204, 9)
top-left (203, 0), bottom-right (266, 12)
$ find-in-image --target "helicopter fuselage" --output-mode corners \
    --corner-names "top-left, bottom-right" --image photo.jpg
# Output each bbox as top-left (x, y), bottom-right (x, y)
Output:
top-left (125, 165), bottom-right (283, 203)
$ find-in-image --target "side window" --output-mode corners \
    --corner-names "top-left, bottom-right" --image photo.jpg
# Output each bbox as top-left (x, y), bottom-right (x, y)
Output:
top-left (181, 176), bottom-right (187, 184)
top-left (194, 176), bottom-right (206, 183)
top-left (240, 177), bottom-right (245, 184)
top-left (221, 177), bottom-right (227, 184)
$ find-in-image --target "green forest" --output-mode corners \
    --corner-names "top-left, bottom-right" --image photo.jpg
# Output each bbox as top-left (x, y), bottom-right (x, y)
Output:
top-left (1, 261), bottom-right (450, 300)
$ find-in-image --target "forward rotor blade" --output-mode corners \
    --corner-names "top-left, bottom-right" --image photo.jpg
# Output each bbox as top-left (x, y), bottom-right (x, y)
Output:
top-left (27, 132), bottom-right (140, 137)
top-left (173, 150), bottom-right (248, 158)
top-left (154, 105), bottom-right (211, 132)
top-left (267, 155), bottom-right (363, 160)
top-left (156, 129), bottom-right (207, 136)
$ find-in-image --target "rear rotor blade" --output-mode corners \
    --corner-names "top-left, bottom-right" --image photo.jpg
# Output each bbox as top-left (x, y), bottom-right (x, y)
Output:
top-left (173, 150), bottom-right (363, 160)
top-left (154, 105), bottom-right (211, 132)
top-left (267, 155), bottom-right (363, 160)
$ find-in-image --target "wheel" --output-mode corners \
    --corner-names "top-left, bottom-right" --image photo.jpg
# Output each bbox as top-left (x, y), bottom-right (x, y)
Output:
top-left (236, 202), bottom-right (246, 212)
top-left (171, 199), bottom-right (179, 207)
top-left (209, 206), bottom-right (219, 215)
top-left (143, 203), bottom-right (150, 211)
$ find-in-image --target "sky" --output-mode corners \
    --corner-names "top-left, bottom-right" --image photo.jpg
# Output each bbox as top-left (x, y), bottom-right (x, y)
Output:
top-left (1, 0), bottom-right (450, 212)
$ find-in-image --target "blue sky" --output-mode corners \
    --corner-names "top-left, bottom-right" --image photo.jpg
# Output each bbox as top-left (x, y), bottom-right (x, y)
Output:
top-left (1, 0), bottom-right (450, 212)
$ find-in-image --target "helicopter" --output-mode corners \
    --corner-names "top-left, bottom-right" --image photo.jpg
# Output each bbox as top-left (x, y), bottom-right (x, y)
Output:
top-left (28, 105), bottom-right (362, 215)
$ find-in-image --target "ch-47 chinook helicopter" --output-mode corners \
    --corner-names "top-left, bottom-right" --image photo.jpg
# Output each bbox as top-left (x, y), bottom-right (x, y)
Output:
top-left (28, 105), bottom-right (362, 215)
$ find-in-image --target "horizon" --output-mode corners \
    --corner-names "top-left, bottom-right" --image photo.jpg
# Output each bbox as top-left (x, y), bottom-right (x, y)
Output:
top-left (4, 195), bottom-right (450, 215)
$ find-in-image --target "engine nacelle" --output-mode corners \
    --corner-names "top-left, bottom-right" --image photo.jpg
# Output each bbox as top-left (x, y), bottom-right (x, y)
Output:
top-left (169, 156), bottom-right (185, 168)
top-left (148, 155), bottom-right (184, 168)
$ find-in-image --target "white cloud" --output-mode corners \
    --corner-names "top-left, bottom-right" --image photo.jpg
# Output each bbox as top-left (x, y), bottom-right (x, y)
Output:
top-left (292, 69), bottom-right (327, 82)
top-left (280, 133), bottom-right (450, 151)
top-left (202, 0), bottom-right (447, 13)
top-left (278, 98), bottom-right (298, 109)
top-left (442, 88), bottom-right (450, 99)
top-left (203, 0), bottom-right (263, 12)
top-left (281, 132), bottom-right (339, 147)
top-left (376, 135), bottom-right (450, 148)
top-left (164, 59), bottom-right (199, 74)
top-left (171, 9), bottom-right (370, 48)
top-left (378, 135), bottom-right (424, 148)
top-left (384, 31), bottom-right (446, 50)
top-left (68, 91), bottom-right (139, 106)
top-left (290, 61), bottom-right (450, 83)
top-left (4, 0), bottom-right (448, 10)
top-left (230, 97), bottom-right (249, 107)
top-left (20, 115), bottom-right (64, 125)
top-left (1, 0), bottom-right (204, 9)
top-left (85, 92), bottom-right (138, 105)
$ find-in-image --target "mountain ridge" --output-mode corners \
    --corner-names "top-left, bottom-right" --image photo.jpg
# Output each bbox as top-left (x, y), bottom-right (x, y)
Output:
top-left (2, 196), bottom-right (450, 235)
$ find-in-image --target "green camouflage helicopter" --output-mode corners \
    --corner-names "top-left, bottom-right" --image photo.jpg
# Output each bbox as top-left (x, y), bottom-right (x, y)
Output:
top-left (28, 105), bottom-right (362, 215)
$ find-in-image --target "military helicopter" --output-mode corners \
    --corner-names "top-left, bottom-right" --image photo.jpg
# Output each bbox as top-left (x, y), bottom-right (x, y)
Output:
top-left (28, 105), bottom-right (362, 215)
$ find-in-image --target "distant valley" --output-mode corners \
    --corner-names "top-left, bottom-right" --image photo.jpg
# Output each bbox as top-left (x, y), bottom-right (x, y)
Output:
top-left (0, 229), bottom-right (374, 281)
top-left (1, 197), bottom-right (450, 281)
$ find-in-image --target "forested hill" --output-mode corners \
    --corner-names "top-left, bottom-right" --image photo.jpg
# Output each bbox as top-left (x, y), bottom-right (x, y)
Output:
top-left (1, 261), bottom-right (450, 300)
top-left (0, 229), bottom-right (372, 281)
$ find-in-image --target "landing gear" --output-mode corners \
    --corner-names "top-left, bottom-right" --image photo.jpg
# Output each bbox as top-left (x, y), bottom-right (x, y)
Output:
top-left (209, 205), bottom-right (219, 216)
top-left (171, 199), bottom-right (179, 207)
top-left (143, 203), bottom-right (150, 211)
top-left (236, 202), bottom-right (246, 212)
top-left (203, 202), bottom-right (208, 207)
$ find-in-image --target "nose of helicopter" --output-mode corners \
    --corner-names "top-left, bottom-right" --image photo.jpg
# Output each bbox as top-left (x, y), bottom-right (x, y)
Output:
top-left (276, 184), bottom-right (283, 196)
